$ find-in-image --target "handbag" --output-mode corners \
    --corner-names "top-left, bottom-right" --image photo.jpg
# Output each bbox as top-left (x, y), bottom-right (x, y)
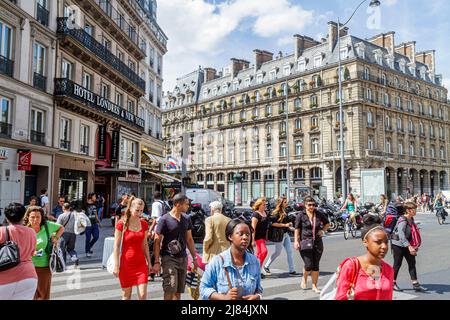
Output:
top-left (320, 257), bottom-right (360, 300)
top-left (107, 222), bottom-right (126, 274)
top-left (49, 242), bottom-right (66, 273)
top-left (300, 214), bottom-right (316, 251)
top-left (267, 222), bottom-right (285, 243)
top-left (186, 264), bottom-right (201, 300)
top-left (0, 226), bottom-right (21, 271)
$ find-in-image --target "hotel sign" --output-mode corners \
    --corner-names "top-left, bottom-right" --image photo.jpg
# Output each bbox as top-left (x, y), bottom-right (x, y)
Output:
top-left (55, 78), bottom-right (145, 130)
top-left (72, 83), bottom-right (145, 129)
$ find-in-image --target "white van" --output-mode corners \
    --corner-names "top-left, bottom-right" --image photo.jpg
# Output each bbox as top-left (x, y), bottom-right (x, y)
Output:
top-left (185, 188), bottom-right (224, 216)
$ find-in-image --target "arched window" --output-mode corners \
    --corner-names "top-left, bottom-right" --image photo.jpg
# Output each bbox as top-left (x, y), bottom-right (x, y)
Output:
top-left (368, 135), bottom-right (374, 150)
top-left (251, 171), bottom-right (261, 180)
top-left (294, 98), bottom-right (301, 110)
top-left (364, 67), bottom-right (370, 80)
top-left (217, 173), bottom-right (225, 181)
top-left (398, 141), bottom-right (404, 155)
top-left (197, 174), bottom-right (204, 181)
top-left (409, 142), bottom-right (415, 156)
top-left (310, 167), bottom-right (322, 179)
top-left (430, 146), bottom-right (436, 158)
top-left (440, 146), bottom-right (445, 160)
top-left (367, 111), bottom-right (373, 126)
top-left (206, 174), bottom-right (214, 182)
top-left (420, 145), bottom-right (425, 157)
top-left (265, 104), bottom-right (272, 116)
top-left (230, 97), bottom-right (236, 108)
top-left (385, 138), bottom-right (392, 153)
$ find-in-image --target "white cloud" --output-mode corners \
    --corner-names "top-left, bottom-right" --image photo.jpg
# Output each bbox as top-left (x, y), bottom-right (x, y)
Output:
top-left (383, 0), bottom-right (398, 6)
top-left (158, 0), bottom-right (315, 90)
top-left (443, 78), bottom-right (450, 99)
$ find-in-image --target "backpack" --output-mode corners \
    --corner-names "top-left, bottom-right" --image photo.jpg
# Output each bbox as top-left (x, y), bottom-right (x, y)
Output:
top-left (158, 200), bottom-right (170, 215)
top-left (392, 216), bottom-right (422, 248)
top-left (383, 203), bottom-right (405, 235)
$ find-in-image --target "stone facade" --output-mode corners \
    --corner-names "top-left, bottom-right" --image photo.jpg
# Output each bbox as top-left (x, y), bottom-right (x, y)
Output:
top-left (163, 22), bottom-right (450, 204)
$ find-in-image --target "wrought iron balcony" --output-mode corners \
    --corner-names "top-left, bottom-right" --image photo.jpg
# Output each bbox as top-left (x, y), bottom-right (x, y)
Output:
top-left (33, 72), bottom-right (47, 92)
top-left (30, 130), bottom-right (45, 145)
top-left (60, 140), bottom-right (71, 150)
top-left (0, 55), bottom-right (14, 77)
top-left (37, 3), bottom-right (49, 27)
top-left (0, 122), bottom-right (12, 138)
top-left (54, 78), bottom-right (145, 130)
top-left (57, 17), bottom-right (145, 91)
top-left (80, 145), bottom-right (89, 154)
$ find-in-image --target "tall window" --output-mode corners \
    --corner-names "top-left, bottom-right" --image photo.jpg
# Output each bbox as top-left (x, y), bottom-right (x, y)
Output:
top-left (295, 119), bottom-right (302, 130)
top-left (430, 146), bottom-right (436, 159)
top-left (367, 111), bottom-right (373, 126)
top-left (33, 42), bottom-right (46, 75)
top-left (409, 142), bottom-right (415, 156)
top-left (385, 138), bottom-right (392, 153)
top-left (60, 118), bottom-right (71, 150)
top-left (368, 135), bottom-right (374, 150)
top-left (295, 140), bottom-right (303, 155)
top-left (116, 92), bottom-right (123, 107)
top-left (364, 67), bottom-right (370, 80)
top-left (120, 137), bottom-right (138, 165)
top-left (102, 37), bottom-right (111, 51)
top-left (440, 146), bottom-right (445, 160)
top-left (419, 122), bottom-right (424, 135)
top-left (294, 98), bottom-right (301, 110)
top-left (127, 100), bottom-right (135, 114)
top-left (101, 83), bottom-right (109, 99)
top-left (84, 23), bottom-right (93, 36)
top-left (420, 145), bottom-right (425, 157)
top-left (31, 108), bottom-right (44, 133)
top-left (0, 21), bottom-right (13, 59)
top-left (311, 116), bottom-right (319, 128)
top-left (398, 141), bottom-right (403, 155)
top-left (1, 96), bottom-right (11, 125)
top-left (314, 56), bottom-right (322, 68)
top-left (265, 104), bottom-right (272, 116)
top-left (311, 139), bottom-right (319, 154)
top-left (80, 124), bottom-right (89, 154)
top-left (298, 61), bottom-right (306, 72)
top-left (83, 72), bottom-right (92, 90)
top-left (61, 59), bottom-right (72, 79)
top-left (266, 143), bottom-right (272, 158)
top-left (280, 143), bottom-right (287, 157)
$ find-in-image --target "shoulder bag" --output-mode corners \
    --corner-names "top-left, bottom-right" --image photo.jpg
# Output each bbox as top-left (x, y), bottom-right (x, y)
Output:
top-left (320, 257), bottom-right (360, 300)
top-left (300, 214), bottom-right (316, 251)
top-left (43, 222), bottom-right (54, 255)
top-left (107, 221), bottom-right (126, 274)
top-left (0, 226), bottom-right (21, 271)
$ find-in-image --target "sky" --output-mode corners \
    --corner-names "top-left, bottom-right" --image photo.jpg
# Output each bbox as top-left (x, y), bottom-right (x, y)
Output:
top-left (157, 0), bottom-right (450, 97)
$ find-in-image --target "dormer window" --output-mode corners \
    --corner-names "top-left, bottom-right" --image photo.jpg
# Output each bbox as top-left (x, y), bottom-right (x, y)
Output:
top-left (375, 54), bottom-right (382, 65)
top-left (283, 65), bottom-right (291, 76)
top-left (269, 70), bottom-right (277, 80)
top-left (399, 60), bottom-right (406, 73)
top-left (314, 55), bottom-right (322, 68)
top-left (203, 90), bottom-right (208, 99)
top-left (356, 43), bottom-right (365, 59)
top-left (256, 74), bottom-right (263, 84)
top-left (298, 60), bottom-right (306, 72)
top-left (245, 78), bottom-right (251, 87)
top-left (340, 48), bottom-right (348, 60)
top-left (233, 81), bottom-right (239, 91)
top-left (409, 66), bottom-right (416, 77)
top-left (222, 84), bottom-right (228, 93)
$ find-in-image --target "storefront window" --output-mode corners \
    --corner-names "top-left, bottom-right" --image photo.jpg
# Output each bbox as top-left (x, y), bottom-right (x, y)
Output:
top-left (58, 169), bottom-right (87, 202)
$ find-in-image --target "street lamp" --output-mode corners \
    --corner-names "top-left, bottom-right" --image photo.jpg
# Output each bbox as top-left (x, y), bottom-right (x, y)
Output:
top-left (233, 172), bottom-right (243, 206)
top-left (338, 0), bottom-right (381, 199)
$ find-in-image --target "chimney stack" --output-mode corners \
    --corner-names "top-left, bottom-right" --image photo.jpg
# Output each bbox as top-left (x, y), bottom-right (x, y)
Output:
top-left (203, 68), bottom-right (217, 82)
top-left (253, 50), bottom-right (273, 71)
top-left (395, 41), bottom-right (416, 63)
top-left (328, 21), bottom-right (339, 52)
top-left (368, 32), bottom-right (395, 55)
top-left (230, 58), bottom-right (250, 77)
top-left (294, 35), bottom-right (320, 60)
top-left (416, 50), bottom-right (436, 73)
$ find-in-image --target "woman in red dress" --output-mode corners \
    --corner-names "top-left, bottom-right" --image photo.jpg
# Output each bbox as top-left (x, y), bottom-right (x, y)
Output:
top-left (113, 197), bottom-right (151, 300)
top-left (335, 214), bottom-right (394, 300)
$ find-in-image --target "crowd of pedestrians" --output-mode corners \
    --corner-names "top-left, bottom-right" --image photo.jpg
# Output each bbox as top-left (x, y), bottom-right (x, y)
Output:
top-left (1, 188), bottom-right (436, 301)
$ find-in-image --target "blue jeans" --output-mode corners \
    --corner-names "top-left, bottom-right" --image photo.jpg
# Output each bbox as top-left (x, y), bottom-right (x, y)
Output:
top-left (85, 224), bottom-right (100, 254)
top-left (264, 232), bottom-right (295, 273)
top-left (98, 207), bottom-right (103, 221)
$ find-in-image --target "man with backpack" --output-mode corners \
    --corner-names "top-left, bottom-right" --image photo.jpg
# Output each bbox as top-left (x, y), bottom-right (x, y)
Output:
top-left (57, 203), bottom-right (79, 266)
top-left (148, 192), bottom-right (167, 281)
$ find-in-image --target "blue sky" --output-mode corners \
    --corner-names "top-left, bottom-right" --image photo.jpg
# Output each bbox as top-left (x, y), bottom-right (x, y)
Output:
top-left (158, 0), bottom-right (450, 95)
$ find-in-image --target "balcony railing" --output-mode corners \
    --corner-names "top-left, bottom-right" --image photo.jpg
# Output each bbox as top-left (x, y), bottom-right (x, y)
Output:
top-left (36, 3), bottom-right (49, 27)
top-left (80, 145), bottom-right (89, 154)
top-left (30, 130), bottom-right (45, 145)
top-left (324, 150), bottom-right (355, 158)
top-left (57, 17), bottom-right (145, 91)
top-left (60, 140), bottom-right (71, 150)
top-left (54, 78), bottom-right (145, 130)
top-left (0, 122), bottom-right (12, 138)
top-left (0, 55), bottom-right (14, 77)
top-left (33, 72), bottom-right (47, 92)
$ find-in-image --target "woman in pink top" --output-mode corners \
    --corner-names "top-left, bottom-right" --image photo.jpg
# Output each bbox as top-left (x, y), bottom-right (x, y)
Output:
top-left (0, 203), bottom-right (38, 300)
top-left (335, 214), bottom-right (394, 300)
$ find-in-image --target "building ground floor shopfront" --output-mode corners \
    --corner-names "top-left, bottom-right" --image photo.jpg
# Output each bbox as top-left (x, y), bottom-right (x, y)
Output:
top-left (192, 160), bottom-right (450, 205)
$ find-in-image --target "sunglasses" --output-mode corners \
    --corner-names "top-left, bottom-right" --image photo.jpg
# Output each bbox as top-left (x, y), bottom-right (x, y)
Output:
top-left (306, 203), bottom-right (316, 207)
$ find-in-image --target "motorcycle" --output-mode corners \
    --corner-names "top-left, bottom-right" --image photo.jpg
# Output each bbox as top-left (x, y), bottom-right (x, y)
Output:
top-left (188, 203), bottom-right (207, 242)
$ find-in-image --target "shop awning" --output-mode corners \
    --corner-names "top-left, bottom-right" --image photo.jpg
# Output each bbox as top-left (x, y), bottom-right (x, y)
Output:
top-left (143, 152), bottom-right (166, 164)
top-left (146, 171), bottom-right (182, 183)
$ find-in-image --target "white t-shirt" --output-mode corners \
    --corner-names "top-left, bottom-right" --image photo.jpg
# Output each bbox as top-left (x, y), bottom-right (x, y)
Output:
top-left (40, 195), bottom-right (49, 207)
top-left (151, 201), bottom-right (163, 221)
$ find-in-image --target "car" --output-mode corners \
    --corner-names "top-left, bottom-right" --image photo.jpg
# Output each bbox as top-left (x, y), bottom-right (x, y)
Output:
top-left (185, 188), bottom-right (224, 216)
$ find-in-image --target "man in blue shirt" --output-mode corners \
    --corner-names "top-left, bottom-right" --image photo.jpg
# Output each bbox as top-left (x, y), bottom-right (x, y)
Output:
top-left (52, 197), bottom-right (66, 219)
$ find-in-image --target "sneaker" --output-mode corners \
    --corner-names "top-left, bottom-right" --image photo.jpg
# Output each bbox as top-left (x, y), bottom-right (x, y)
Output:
top-left (89, 250), bottom-right (94, 255)
top-left (70, 256), bottom-right (78, 262)
top-left (261, 274), bottom-right (266, 279)
top-left (86, 253), bottom-right (92, 258)
top-left (413, 283), bottom-right (428, 292)
top-left (289, 271), bottom-right (299, 276)
top-left (263, 266), bottom-right (271, 274)
top-left (393, 283), bottom-right (403, 292)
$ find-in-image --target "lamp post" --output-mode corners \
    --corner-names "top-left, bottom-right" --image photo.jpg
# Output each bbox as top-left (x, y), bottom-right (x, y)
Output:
top-left (338, 0), bottom-right (381, 199)
top-left (233, 172), bottom-right (243, 206)
top-left (285, 80), bottom-right (291, 202)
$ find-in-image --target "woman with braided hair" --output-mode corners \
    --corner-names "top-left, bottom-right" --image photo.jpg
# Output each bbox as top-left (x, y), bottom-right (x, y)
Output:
top-left (335, 214), bottom-right (394, 300)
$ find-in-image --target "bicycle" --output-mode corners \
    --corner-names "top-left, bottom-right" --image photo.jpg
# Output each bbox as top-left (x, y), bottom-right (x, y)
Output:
top-left (435, 207), bottom-right (447, 225)
top-left (340, 210), bottom-right (358, 240)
